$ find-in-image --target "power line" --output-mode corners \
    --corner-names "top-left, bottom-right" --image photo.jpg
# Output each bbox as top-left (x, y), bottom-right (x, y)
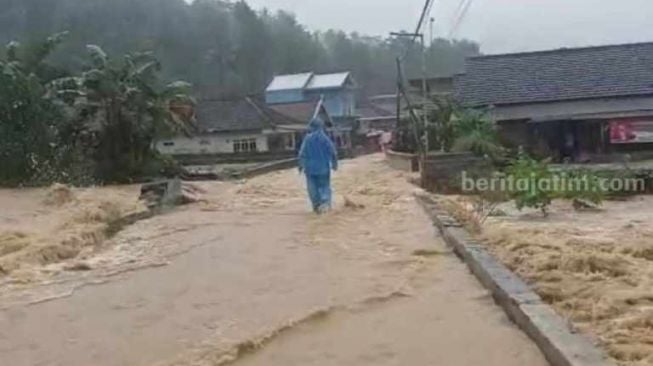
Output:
top-left (425, 0), bottom-right (437, 27)
top-left (393, 0), bottom-right (433, 60)
top-left (426, 0), bottom-right (437, 43)
top-left (451, 0), bottom-right (468, 22)
top-left (413, 0), bottom-right (435, 42)
top-left (448, 0), bottom-right (473, 39)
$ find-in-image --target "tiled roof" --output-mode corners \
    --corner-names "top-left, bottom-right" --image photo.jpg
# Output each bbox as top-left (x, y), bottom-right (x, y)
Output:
top-left (269, 99), bottom-right (333, 126)
top-left (455, 42), bottom-right (653, 106)
top-left (196, 97), bottom-right (290, 133)
top-left (265, 73), bottom-right (313, 92)
top-left (357, 100), bottom-right (395, 119)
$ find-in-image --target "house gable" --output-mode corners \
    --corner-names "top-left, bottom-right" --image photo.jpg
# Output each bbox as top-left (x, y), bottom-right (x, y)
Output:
top-left (265, 72), bottom-right (357, 118)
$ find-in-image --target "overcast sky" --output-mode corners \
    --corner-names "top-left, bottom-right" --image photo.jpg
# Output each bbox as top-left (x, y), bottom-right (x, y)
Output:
top-left (242, 0), bottom-right (653, 54)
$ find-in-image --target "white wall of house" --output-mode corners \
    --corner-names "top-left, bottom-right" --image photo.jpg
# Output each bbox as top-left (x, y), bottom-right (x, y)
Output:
top-left (156, 133), bottom-right (270, 155)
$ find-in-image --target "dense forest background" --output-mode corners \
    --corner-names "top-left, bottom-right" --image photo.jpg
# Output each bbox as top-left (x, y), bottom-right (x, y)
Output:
top-left (0, 0), bottom-right (480, 97)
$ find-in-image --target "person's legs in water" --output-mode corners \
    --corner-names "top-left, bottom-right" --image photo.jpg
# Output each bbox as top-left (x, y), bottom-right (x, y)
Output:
top-left (305, 174), bottom-right (321, 212)
top-left (323, 174), bottom-right (333, 209)
top-left (315, 174), bottom-right (332, 213)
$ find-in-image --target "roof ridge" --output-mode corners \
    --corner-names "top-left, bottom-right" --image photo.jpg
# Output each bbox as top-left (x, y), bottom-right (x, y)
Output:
top-left (302, 72), bottom-right (315, 89)
top-left (471, 41), bottom-right (653, 60)
top-left (244, 97), bottom-right (272, 126)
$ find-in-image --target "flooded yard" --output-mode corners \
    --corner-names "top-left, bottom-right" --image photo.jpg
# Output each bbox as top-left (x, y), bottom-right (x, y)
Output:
top-left (440, 195), bottom-right (653, 365)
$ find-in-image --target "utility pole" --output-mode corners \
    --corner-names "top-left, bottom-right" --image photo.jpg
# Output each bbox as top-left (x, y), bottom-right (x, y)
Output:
top-left (430, 17), bottom-right (435, 46)
top-left (390, 32), bottom-right (430, 153)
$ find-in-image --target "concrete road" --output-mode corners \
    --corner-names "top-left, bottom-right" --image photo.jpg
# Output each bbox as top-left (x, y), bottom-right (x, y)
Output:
top-left (0, 154), bottom-right (548, 366)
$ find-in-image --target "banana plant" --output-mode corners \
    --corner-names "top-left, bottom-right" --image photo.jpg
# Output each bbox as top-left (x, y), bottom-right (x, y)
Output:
top-left (451, 108), bottom-right (503, 159)
top-left (50, 45), bottom-right (195, 182)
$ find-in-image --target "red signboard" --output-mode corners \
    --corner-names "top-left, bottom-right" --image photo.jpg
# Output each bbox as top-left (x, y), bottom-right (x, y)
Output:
top-left (610, 118), bottom-right (653, 144)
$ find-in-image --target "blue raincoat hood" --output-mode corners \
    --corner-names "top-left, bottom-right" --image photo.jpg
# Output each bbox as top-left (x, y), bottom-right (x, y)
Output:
top-left (298, 118), bottom-right (338, 175)
top-left (308, 117), bottom-right (325, 132)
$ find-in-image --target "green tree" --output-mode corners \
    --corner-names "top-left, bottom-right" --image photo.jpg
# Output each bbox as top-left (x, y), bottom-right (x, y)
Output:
top-left (452, 109), bottom-right (503, 159)
top-left (0, 0), bottom-right (481, 96)
top-left (0, 33), bottom-right (77, 185)
top-left (61, 46), bottom-right (193, 182)
top-left (506, 152), bottom-right (555, 216)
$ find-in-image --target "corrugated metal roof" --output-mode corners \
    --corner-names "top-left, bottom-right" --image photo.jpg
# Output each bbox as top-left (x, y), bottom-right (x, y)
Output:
top-left (455, 42), bottom-right (653, 107)
top-left (265, 72), bottom-right (313, 92)
top-left (305, 72), bottom-right (351, 90)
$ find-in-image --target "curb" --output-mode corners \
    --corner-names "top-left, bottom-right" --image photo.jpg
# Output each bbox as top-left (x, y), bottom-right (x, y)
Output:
top-left (416, 195), bottom-right (616, 366)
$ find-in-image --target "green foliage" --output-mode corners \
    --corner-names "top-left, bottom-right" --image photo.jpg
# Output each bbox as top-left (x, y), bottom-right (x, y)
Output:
top-left (427, 96), bottom-right (456, 152)
top-left (0, 33), bottom-right (192, 186)
top-left (0, 0), bottom-right (480, 96)
top-left (61, 46), bottom-right (194, 183)
top-left (556, 169), bottom-right (606, 206)
top-left (400, 101), bottom-right (505, 157)
top-left (452, 109), bottom-right (503, 159)
top-left (393, 118), bottom-right (416, 153)
top-left (0, 35), bottom-right (86, 185)
top-left (505, 153), bottom-right (610, 217)
top-left (506, 151), bottom-right (556, 216)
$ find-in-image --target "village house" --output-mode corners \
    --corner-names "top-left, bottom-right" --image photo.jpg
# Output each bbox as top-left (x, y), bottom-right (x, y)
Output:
top-left (454, 42), bottom-right (653, 163)
top-left (156, 97), bottom-right (296, 158)
top-left (409, 76), bottom-right (455, 97)
top-left (268, 98), bottom-right (353, 152)
top-left (265, 72), bottom-right (357, 122)
top-left (354, 96), bottom-right (397, 152)
top-left (156, 96), bottom-right (352, 161)
top-left (356, 95), bottom-right (398, 134)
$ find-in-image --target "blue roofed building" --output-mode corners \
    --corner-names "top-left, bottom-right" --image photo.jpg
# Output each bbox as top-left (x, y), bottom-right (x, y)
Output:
top-left (265, 72), bottom-right (357, 121)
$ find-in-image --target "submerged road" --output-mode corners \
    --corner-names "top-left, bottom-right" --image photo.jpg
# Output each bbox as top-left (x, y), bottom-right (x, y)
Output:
top-left (0, 154), bottom-right (548, 366)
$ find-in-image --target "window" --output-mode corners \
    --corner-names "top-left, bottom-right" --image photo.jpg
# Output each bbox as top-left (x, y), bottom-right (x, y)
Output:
top-left (233, 138), bottom-right (258, 153)
top-left (285, 134), bottom-right (294, 149)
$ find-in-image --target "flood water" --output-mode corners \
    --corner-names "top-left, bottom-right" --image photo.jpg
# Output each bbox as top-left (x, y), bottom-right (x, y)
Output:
top-left (0, 155), bottom-right (547, 366)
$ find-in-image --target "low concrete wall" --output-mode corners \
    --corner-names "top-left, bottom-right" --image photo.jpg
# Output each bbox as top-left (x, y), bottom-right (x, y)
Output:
top-left (385, 150), bottom-right (419, 172)
top-left (416, 195), bottom-right (616, 366)
top-left (237, 158), bottom-right (299, 179)
top-left (174, 151), bottom-right (295, 166)
top-left (420, 152), bottom-right (487, 193)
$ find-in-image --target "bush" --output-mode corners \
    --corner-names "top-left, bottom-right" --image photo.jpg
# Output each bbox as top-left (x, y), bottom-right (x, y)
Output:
top-left (452, 109), bottom-right (504, 160)
top-left (505, 152), bottom-right (610, 216)
top-left (556, 169), bottom-right (606, 206)
top-left (505, 152), bottom-right (556, 216)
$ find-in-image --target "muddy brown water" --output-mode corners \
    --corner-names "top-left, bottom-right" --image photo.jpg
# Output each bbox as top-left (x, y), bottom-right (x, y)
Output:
top-left (0, 155), bottom-right (548, 366)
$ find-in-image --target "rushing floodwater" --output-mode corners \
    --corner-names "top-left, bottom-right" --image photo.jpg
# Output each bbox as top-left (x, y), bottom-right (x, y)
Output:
top-left (0, 155), bottom-right (547, 366)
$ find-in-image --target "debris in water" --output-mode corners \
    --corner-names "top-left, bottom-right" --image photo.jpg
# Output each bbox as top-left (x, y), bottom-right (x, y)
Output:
top-left (43, 183), bottom-right (76, 206)
top-left (344, 196), bottom-right (365, 210)
top-left (572, 198), bottom-right (601, 211)
top-left (64, 262), bottom-right (93, 271)
top-left (412, 249), bottom-right (447, 257)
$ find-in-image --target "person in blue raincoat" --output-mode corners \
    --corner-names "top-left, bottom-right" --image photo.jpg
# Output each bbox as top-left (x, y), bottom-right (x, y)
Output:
top-left (298, 118), bottom-right (339, 213)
